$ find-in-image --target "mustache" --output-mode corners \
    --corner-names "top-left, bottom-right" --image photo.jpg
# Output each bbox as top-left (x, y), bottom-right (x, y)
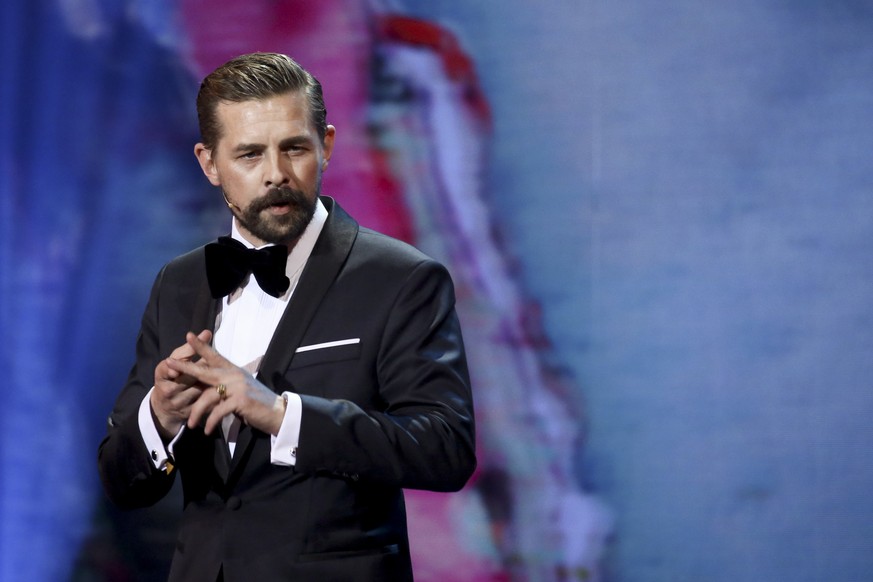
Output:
top-left (248, 187), bottom-right (309, 214)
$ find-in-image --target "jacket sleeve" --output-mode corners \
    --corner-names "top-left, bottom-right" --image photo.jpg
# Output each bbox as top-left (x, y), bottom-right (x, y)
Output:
top-left (97, 266), bottom-right (177, 509)
top-left (295, 259), bottom-right (476, 492)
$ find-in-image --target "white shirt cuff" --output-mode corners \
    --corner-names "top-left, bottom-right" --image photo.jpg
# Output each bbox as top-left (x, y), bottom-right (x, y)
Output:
top-left (270, 392), bottom-right (302, 466)
top-left (138, 387), bottom-right (184, 471)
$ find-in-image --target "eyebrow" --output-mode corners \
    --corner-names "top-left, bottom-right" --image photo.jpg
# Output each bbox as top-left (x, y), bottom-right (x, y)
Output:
top-left (232, 136), bottom-right (313, 154)
top-left (279, 136), bottom-right (314, 148)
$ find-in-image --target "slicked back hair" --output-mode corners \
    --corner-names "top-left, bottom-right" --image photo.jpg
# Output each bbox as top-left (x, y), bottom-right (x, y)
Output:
top-left (196, 53), bottom-right (328, 151)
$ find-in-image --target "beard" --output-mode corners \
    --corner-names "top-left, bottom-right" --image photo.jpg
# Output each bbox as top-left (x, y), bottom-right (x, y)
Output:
top-left (232, 186), bottom-right (318, 246)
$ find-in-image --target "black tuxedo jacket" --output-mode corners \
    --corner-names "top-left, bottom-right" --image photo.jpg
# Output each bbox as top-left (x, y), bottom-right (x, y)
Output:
top-left (98, 197), bottom-right (476, 581)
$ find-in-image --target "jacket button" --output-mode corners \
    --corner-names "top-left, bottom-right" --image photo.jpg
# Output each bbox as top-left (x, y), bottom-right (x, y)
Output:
top-left (226, 496), bottom-right (242, 510)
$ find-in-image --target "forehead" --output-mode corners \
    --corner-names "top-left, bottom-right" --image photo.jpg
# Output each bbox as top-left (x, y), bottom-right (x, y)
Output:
top-left (214, 92), bottom-right (312, 145)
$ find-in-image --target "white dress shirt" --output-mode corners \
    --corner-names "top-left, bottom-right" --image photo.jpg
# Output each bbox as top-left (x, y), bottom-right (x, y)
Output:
top-left (138, 199), bottom-right (328, 471)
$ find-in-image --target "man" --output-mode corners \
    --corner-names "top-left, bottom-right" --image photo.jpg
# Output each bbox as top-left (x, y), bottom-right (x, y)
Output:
top-left (98, 52), bottom-right (476, 582)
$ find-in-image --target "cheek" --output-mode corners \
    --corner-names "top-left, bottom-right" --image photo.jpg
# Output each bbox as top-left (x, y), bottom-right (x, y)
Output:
top-left (219, 168), bottom-right (255, 193)
top-left (297, 162), bottom-right (322, 188)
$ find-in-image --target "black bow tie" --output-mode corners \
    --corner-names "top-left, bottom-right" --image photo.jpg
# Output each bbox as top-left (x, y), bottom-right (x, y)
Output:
top-left (205, 236), bottom-right (290, 298)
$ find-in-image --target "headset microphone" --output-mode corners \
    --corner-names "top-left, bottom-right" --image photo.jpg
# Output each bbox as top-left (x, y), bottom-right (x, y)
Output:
top-left (222, 191), bottom-right (241, 211)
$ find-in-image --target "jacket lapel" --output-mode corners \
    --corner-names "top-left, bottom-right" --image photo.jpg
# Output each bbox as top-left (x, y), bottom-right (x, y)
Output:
top-left (228, 197), bottom-right (359, 476)
top-left (191, 273), bottom-right (218, 337)
top-left (187, 253), bottom-right (233, 481)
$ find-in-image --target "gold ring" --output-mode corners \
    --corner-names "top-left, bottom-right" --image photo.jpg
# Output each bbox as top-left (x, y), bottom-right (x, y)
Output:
top-left (216, 384), bottom-right (227, 400)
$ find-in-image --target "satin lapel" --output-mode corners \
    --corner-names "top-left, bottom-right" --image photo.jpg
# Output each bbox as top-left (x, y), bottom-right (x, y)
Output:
top-left (189, 251), bottom-right (232, 481)
top-left (191, 272), bottom-right (218, 337)
top-left (228, 198), bottom-right (359, 476)
top-left (206, 292), bottom-right (232, 482)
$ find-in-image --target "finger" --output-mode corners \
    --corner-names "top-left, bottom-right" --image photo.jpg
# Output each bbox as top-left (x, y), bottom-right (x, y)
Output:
top-left (185, 331), bottom-right (230, 367)
top-left (169, 341), bottom-right (197, 361)
top-left (155, 361), bottom-right (193, 394)
top-left (187, 387), bottom-right (217, 430)
top-left (203, 401), bottom-right (234, 435)
top-left (188, 385), bottom-right (228, 432)
top-left (166, 357), bottom-right (220, 386)
top-left (151, 383), bottom-right (205, 432)
top-left (155, 358), bottom-right (209, 392)
top-left (171, 386), bottom-right (205, 409)
top-left (155, 359), bottom-right (176, 383)
top-left (168, 329), bottom-right (213, 361)
top-left (158, 365), bottom-right (200, 389)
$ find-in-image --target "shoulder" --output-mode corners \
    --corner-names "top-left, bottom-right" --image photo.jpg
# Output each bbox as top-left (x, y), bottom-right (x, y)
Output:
top-left (162, 244), bottom-right (208, 277)
top-left (356, 227), bottom-right (429, 261)
top-left (324, 196), bottom-right (432, 267)
top-left (351, 227), bottom-right (449, 276)
top-left (338, 228), bottom-right (455, 307)
top-left (145, 244), bottom-right (210, 299)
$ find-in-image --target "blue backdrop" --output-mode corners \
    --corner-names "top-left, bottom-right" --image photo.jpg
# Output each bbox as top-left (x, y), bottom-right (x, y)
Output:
top-left (2, 1), bottom-right (872, 581)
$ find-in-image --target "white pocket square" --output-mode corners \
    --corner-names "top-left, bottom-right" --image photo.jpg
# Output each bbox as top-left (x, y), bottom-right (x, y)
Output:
top-left (295, 338), bottom-right (361, 353)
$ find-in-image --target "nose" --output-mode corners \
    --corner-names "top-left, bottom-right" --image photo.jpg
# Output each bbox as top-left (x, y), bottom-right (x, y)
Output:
top-left (264, 151), bottom-right (290, 188)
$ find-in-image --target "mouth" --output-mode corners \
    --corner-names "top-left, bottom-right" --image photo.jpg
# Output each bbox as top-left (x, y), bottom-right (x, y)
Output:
top-left (266, 202), bottom-right (292, 215)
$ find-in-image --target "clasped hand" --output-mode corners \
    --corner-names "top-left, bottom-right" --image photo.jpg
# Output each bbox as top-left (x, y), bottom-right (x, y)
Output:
top-left (151, 330), bottom-right (285, 439)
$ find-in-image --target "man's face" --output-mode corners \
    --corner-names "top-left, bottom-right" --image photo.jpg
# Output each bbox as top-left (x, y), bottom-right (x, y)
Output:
top-left (195, 91), bottom-right (335, 247)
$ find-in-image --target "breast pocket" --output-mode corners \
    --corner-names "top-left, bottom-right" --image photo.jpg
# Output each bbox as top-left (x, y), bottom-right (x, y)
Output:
top-left (290, 338), bottom-right (362, 369)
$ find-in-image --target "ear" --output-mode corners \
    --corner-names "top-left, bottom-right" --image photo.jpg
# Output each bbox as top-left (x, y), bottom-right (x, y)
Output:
top-left (194, 143), bottom-right (221, 186)
top-left (321, 125), bottom-right (336, 170)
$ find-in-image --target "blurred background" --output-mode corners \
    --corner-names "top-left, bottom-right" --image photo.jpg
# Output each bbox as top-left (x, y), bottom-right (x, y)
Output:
top-left (2, 1), bottom-right (872, 581)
